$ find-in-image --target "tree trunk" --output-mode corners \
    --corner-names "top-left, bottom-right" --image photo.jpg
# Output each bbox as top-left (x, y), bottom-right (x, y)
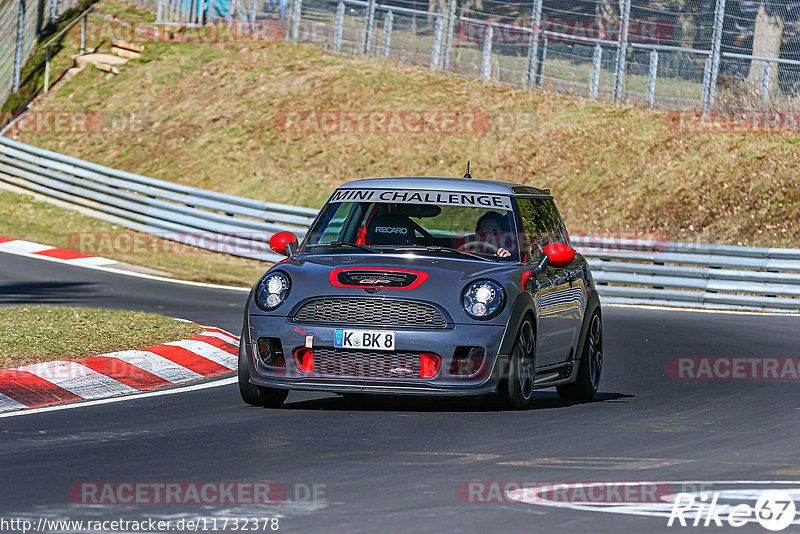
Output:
top-left (596, 0), bottom-right (617, 40)
top-left (747, 2), bottom-right (785, 93)
top-left (677, 1), bottom-right (696, 49)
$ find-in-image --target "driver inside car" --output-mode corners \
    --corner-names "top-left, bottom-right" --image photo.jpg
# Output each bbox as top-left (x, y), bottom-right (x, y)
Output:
top-left (474, 211), bottom-right (512, 258)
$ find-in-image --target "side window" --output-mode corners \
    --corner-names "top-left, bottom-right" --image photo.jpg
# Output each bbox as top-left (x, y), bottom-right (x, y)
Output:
top-left (312, 202), bottom-right (358, 243)
top-left (516, 198), bottom-right (568, 259)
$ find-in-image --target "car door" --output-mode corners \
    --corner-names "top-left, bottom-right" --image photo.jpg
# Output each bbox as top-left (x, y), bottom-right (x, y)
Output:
top-left (516, 197), bottom-right (584, 368)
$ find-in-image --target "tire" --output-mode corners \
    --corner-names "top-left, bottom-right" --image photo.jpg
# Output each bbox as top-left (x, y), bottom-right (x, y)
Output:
top-left (238, 333), bottom-right (289, 408)
top-left (496, 317), bottom-right (536, 410)
top-left (557, 309), bottom-right (602, 401)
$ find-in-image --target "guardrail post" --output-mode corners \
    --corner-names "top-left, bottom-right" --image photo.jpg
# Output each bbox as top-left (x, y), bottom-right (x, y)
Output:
top-left (481, 23), bottom-right (493, 81)
top-left (442, 0), bottom-right (456, 70)
top-left (761, 60), bottom-right (771, 103)
top-left (431, 17), bottom-right (443, 69)
top-left (13, 0), bottom-right (25, 93)
top-left (613, 0), bottom-right (631, 104)
top-left (157, 0), bottom-right (163, 21)
top-left (647, 49), bottom-right (658, 108)
top-left (333, 1), bottom-right (344, 52)
top-left (80, 13), bottom-right (87, 55)
top-left (290, 0), bottom-right (302, 41)
top-left (249, 0), bottom-right (257, 32)
top-left (362, 0), bottom-right (376, 55)
top-left (706, 0), bottom-right (726, 113)
top-left (701, 54), bottom-right (712, 111)
top-left (382, 10), bottom-right (393, 59)
top-left (536, 36), bottom-right (547, 85)
top-left (224, 0), bottom-right (233, 24)
top-left (44, 45), bottom-right (51, 93)
top-left (525, 0), bottom-right (543, 86)
top-left (590, 44), bottom-right (602, 100)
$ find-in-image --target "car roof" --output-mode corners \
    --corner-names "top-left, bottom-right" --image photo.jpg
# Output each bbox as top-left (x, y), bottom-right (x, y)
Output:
top-left (337, 177), bottom-right (551, 197)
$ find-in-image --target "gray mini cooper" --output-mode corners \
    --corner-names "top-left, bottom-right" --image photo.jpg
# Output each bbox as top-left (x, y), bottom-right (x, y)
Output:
top-left (239, 176), bottom-right (602, 409)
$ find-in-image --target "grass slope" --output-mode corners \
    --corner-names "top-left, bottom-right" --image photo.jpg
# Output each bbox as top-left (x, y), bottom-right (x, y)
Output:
top-left (7, 0), bottom-right (800, 248)
top-left (0, 305), bottom-right (202, 367)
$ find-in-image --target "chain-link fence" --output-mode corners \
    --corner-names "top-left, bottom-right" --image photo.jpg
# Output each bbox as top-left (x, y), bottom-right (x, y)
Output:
top-left (1, 0), bottom-right (81, 107)
top-left (268, 0), bottom-right (800, 111)
top-left (10, 0), bottom-right (800, 112)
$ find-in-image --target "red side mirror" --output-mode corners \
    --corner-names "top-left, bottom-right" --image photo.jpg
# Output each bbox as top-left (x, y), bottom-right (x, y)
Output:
top-left (543, 243), bottom-right (576, 268)
top-left (269, 231), bottom-right (298, 256)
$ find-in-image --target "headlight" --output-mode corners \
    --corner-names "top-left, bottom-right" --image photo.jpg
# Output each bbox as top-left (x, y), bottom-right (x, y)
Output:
top-left (256, 272), bottom-right (290, 311)
top-left (462, 280), bottom-right (505, 319)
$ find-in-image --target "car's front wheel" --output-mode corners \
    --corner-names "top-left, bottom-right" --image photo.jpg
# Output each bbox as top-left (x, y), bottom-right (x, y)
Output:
top-left (238, 333), bottom-right (289, 408)
top-left (496, 317), bottom-right (536, 410)
top-left (557, 309), bottom-right (602, 401)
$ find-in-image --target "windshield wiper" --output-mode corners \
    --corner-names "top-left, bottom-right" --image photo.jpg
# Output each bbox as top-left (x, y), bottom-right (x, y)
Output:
top-left (307, 241), bottom-right (377, 253)
top-left (394, 245), bottom-right (497, 262)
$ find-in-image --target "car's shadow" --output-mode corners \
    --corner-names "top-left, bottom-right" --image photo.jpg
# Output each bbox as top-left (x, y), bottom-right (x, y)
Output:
top-left (0, 281), bottom-right (95, 304)
top-left (281, 391), bottom-right (633, 412)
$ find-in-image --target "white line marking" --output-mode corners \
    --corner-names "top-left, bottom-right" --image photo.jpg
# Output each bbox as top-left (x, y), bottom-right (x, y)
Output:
top-left (68, 256), bottom-right (118, 266)
top-left (166, 340), bottom-right (237, 369)
top-left (0, 377), bottom-right (237, 419)
top-left (101, 350), bottom-right (204, 383)
top-left (197, 331), bottom-right (240, 344)
top-left (603, 303), bottom-right (800, 318)
top-left (0, 240), bottom-right (53, 254)
top-left (506, 480), bottom-right (800, 524)
top-left (0, 392), bottom-right (25, 410)
top-left (0, 247), bottom-right (251, 292)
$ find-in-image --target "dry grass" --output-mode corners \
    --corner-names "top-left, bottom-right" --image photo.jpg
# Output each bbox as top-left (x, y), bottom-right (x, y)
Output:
top-left (0, 305), bottom-right (202, 367)
top-left (7, 0), bottom-right (800, 248)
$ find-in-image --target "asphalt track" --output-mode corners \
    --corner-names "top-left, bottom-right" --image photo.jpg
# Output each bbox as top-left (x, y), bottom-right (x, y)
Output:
top-left (1, 251), bottom-right (799, 533)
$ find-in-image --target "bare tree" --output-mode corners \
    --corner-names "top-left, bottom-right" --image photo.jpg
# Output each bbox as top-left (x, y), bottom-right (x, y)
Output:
top-left (746, 0), bottom-right (786, 92)
top-left (596, 0), bottom-right (618, 40)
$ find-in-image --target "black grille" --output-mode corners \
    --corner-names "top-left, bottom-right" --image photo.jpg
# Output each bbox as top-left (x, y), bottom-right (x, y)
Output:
top-left (294, 299), bottom-right (447, 328)
top-left (338, 270), bottom-right (418, 288)
top-left (312, 348), bottom-right (420, 378)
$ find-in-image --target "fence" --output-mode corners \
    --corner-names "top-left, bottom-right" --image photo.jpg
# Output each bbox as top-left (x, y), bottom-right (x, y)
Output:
top-left (138, 0), bottom-right (800, 112)
top-left (1, 136), bottom-right (799, 312)
top-left (8, 1), bottom-right (800, 112)
top-left (0, 0), bottom-right (81, 107)
top-left (0, 136), bottom-right (316, 262)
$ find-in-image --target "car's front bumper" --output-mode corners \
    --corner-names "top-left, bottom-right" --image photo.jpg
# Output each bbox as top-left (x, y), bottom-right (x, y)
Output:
top-left (244, 315), bottom-right (509, 396)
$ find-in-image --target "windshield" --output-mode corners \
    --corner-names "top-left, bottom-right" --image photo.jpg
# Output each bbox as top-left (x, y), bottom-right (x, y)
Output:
top-left (302, 191), bottom-right (520, 261)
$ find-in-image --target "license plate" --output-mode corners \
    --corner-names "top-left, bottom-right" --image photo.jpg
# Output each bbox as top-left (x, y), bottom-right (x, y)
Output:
top-left (334, 329), bottom-right (396, 351)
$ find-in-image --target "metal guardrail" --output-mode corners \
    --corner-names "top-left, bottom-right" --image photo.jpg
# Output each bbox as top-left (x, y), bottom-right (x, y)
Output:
top-left (1, 136), bottom-right (798, 312)
top-left (0, 136), bottom-right (316, 262)
top-left (572, 236), bottom-right (800, 312)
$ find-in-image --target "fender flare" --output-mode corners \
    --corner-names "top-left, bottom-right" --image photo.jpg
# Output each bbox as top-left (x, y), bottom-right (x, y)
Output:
top-left (573, 290), bottom-right (601, 363)
top-left (497, 291), bottom-right (536, 357)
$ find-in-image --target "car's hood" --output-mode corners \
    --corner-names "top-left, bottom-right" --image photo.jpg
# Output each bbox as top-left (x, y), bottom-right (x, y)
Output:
top-left (252, 252), bottom-right (525, 324)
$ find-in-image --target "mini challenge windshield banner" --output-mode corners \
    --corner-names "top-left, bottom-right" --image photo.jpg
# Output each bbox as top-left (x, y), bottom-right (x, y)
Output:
top-left (330, 190), bottom-right (513, 211)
